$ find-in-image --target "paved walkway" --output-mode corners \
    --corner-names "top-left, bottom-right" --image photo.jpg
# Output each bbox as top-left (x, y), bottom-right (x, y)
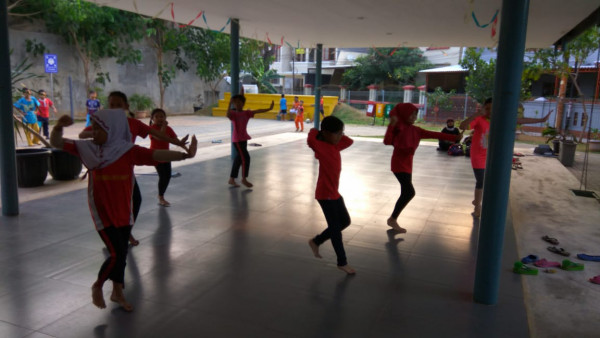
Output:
top-left (1, 115), bottom-right (599, 337)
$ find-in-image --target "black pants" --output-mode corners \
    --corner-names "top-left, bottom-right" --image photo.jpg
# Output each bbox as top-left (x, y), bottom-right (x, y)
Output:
top-left (230, 141), bottom-right (250, 179)
top-left (391, 172), bottom-right (415, 219)
top-left (132, 179), bottom-right (142, 222)
top-left (37, 116), bottom-right (49, 138)
top-left (97, 225), bottom-right (132, 286)
top-left (473, 168), bottom-right (485, 189)
top-left (155, 162), bottom-right (172, 197)
top-left (314, 197), bottom-right (351, 266)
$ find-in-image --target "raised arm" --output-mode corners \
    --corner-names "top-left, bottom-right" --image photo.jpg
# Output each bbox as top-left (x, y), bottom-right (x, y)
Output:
top-left (517, 110), bottom-right (552, 125)
top-left (50, 115), bottom-right (74, 149)
top-left (252, 100), bottom-right (275, 114)
top-left (148, 127), bottom-right (189, 150)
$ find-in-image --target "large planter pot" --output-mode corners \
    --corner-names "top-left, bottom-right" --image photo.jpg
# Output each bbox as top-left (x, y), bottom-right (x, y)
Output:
top-left (558, 140), bottom-right (577, 167)
top-left (16, 148), bottom-right (51, 187)
top-left (48, 148), bottom-right (82, 180)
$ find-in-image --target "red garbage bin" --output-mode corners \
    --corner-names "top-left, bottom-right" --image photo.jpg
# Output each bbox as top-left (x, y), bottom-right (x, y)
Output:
top-left (366, 101), bottom-right (375, 117)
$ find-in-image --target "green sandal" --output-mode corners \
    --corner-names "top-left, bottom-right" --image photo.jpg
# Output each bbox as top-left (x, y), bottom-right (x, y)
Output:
top-left (561, 259), bottom-right (584, 271)
top-left (513, 261), bottom-right (538, 275)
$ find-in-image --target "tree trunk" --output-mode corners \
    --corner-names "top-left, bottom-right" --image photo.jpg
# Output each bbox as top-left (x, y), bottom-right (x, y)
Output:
top-left (555, 73), bottom-right (568, 133)
top-left (157, 48), bottom-right (165, 109)
top-left (71, 32), bottom-right (91, 93)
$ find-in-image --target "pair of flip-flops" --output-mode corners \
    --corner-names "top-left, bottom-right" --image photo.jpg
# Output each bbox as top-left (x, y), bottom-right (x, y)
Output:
top-left (513, 261), bottom-right (538, 275)
top-left (534, 258), bottom-right (561, 268)
top-left (547, 246), bottom-right (570, 256)
top-left (542, 235), bottom-right (559, 245)
top-left (561, 259), bottom-right (584, 271)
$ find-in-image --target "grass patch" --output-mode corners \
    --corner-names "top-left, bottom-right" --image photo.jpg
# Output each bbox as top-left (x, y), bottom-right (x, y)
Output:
top-left (332, 103), bottom-right (375, 125)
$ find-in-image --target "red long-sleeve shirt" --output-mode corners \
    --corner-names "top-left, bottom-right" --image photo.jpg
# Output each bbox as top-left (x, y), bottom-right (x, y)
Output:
top-left (307, 128), bottom-right (353, 200)
top-left (384, 124), bottom-right (457, 173)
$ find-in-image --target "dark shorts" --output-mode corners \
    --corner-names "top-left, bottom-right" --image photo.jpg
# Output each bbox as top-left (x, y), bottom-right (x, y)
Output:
top-left (280, 110), bottom-right (287, 115)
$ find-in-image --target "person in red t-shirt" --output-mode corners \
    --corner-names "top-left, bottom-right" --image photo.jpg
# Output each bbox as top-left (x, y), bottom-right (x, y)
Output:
top-left (50, 110), bottom-right (197, 312)
top-left (459, 98), bottom-right (550, 217)
top-left (78, 91), bottom-right (188, 246)
top-left (227, 94), bottom-right (274, 188)
top-left (307, 116), bottom-right (356, 275)
top-left (149, 108), bottom-right (178, 207)
top-left (383, 103), bottom-right (462, 233)
top-left (36, 90), bottom-right (57, 139)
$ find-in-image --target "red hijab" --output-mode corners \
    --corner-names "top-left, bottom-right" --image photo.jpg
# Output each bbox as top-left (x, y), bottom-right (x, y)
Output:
top-left (390, 103), bottom-right (417, 127)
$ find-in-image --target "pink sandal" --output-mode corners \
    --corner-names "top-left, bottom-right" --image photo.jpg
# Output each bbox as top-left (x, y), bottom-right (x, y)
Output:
top-left (534, 258), bottom-right (561, 268)
top-left (589, 275), bottom-right (600, 285)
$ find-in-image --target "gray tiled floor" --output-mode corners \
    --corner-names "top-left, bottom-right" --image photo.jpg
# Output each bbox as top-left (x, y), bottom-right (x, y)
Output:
top-left (0, 139), bottom-right (528, 337)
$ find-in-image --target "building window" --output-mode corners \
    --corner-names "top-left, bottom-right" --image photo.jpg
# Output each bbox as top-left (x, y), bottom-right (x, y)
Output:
top-left (573, 112), bottom-right (578, 126)
top-left (324, 48), bottom-right (336, 61)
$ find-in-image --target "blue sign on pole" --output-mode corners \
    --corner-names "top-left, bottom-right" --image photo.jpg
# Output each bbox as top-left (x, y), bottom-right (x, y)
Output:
top-left (44, 54), bottom-right (58, 73)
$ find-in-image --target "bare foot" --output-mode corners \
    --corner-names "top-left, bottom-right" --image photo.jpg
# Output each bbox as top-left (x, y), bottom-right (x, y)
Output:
top-left (110, 294), bottom-right (134, 312)
top-left (387, 217), bottom-right (407, 233)
top-left (308, 239), bottom-right (322, 258)
top-left (241, 178), bottom-right (253, 188)
top-left (91, 285), bottom-right (106, 309)
top-left (338, 265), bottom-right (356, 275)
top-left (158, 197), bottom-right (171, 207)
top-left (129, 235), bottom-right (139, 246)
top-left (228, 178), bottom-right (240, 187)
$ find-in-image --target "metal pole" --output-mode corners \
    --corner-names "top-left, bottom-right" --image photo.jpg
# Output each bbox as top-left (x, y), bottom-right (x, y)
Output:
top-left (314, 44), bottom-right (322, 130)
top-left (230, 18), bottom-right (240, 159)
top-left (463, 92), bottom-right (468, 119)
top-left (292, 48), bottom-right (295, 95)
top-left (0, 0), bottom-right (19, 216)
top-left (473, 0), bottom-right (530, 305)
top-left (68, 76), bottom-right (74, 120)
top-left (50, 73), bottom-right (54, 119)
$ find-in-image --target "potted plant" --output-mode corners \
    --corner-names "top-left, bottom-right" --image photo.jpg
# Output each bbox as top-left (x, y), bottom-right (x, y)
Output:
top-left (425, 87), bottom-right (455, 121)
top-left (128, 93), bottom-right (155, 119)
top-left (542, 125), bottom-right (560, 154)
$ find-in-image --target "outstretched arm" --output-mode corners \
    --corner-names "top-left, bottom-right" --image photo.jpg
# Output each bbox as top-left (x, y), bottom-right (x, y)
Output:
top-left (148, 127), bottom-right (189, 150)
top-left (517, 110), bottom-right (552, 125)
top-left (51, 115), bottom-right (74, 149)
top-left (152, 135), bottom-right (197, 162)
top-left (252, 100), bottom-right (275, 114)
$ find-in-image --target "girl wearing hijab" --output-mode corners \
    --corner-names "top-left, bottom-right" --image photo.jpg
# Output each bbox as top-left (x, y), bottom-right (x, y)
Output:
top-left (50, 110), bottom-right (197, 312)
top-left (383, 103), bottom-right (462, 233)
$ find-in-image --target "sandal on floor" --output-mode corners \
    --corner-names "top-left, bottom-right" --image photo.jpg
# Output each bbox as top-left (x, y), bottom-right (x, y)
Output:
top-left (576, 254), bottom-right (600, 262)
top-left (534, 258), bottom-right (561, 268)
top-left (561, 259), bottom-right (584, 271)
top-left (158, 201), bottom-right (171, 207)
top-left (542, 235), bottom-right (559, 245)
top-left (547, 246), bottom-right (570, 256)
top-left (521, 255), bottom-right (539, 264)
top-left (513, 261), bottom-right (538, 275)
top-left (589, 275), bottom-right (600, 284)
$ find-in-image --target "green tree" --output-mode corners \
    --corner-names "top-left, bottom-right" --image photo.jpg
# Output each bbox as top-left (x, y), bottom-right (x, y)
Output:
top-left (342, 47), bottom-right (431, 89)
top-left (425, 86), bottom-right (455, 120)
top-left (248, 57), bottom-right (282, 93)
top-left (40, 0), bottom-right (145, 92)
top-left (145, 18), bottom-right (189, 108)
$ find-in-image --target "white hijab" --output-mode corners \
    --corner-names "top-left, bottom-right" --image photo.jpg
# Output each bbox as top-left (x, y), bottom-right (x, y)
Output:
top-left (74, 109), bottom-right (134, 170)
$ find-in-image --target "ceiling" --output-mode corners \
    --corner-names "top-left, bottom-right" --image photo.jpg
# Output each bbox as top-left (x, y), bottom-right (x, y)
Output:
top-left (96, 0), bottom-right (599, 48)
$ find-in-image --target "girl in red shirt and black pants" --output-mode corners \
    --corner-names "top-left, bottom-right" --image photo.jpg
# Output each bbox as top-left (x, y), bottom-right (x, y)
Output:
top-left (51, 110), bottom-right (197, 312)
top-left (384, 103), bottom-right (462, 233)
top-left (307, 116), bottom-right (356, 275)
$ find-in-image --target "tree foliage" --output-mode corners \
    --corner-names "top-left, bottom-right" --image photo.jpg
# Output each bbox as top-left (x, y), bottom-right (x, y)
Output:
top-left (342, 48), bottom-right (431, 89)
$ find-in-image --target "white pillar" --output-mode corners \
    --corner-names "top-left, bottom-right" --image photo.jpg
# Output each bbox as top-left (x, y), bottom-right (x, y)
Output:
top-left (367, 85), bottom-right (378, 102)
top-left (403, 85), bottom-right (415, 103)
top-left (339, 86), bottom-right (347, 101)
top-left (304, 84), bottom-right (313, 95)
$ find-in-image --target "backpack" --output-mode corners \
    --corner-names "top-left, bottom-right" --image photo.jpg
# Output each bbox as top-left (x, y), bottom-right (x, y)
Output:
top-left (448, 144), bottom-right (464, 156)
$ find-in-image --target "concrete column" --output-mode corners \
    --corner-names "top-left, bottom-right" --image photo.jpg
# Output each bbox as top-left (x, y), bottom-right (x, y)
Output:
top-left (230, 18), bottom-right (239, 159)
top-left (367, 85), bottom-right (378, 102)
top-left (418, 85), bottom-right (427, 120)
top-left (403, 85), bottom-right (415, 103)
top-left (339, 86), bottom-right (347, 101)
top-left (0, 0), bottom-right (19, 216)
top-left (313, 44), bottom-right (322, 129)
top-left (473, 0), bottom-right (530, 305)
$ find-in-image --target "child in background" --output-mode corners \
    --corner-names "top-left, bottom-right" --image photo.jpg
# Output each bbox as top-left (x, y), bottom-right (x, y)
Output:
top-left (307, 116), bottom-right (356, 275)
top-left (50, 110), bottom-right (197, 312)
top-left (37, 89), bottom-right (57, 139)
top-left (383, 103), bottom-right (462, 233)
top-left (294, 100), bottom-right (305, 132)
top-left (149, 108), bottom-right (178, 207)
top-left (13, 88), bottom-right (41, 146)
top-left (85, 91), bottom-right (101, 127)
top-left (279, 94), bottom-right (288, 121)
top-left (437, 118), bottom-right (460, 151)
top-left (227, 94), bottom-right (274, 188)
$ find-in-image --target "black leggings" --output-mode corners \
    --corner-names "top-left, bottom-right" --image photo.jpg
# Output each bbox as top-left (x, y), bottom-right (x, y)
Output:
top-left (473, 168), bottom-right (485, 189)
top-left (97, 225), bottom-right (132, 286)
top-left (391, 172), bottom-right (415, 219)
top-left (314, 197), bottom-right (351, 266)
top-left (155, 162), bottom-right (172, 197)
top-left (132, 179), bottom-right (142, 222)
top-left (230, 141), bottom-right (250, 179)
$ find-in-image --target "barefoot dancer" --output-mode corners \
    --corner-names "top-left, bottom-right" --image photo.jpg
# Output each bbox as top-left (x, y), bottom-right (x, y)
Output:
top-left (51, 110), bottom-right (197, 312)
top-left (307, 116), bottom-right (356, 275)
top-left (383, 103), bottom-right (462, 233)
top-left (227, 94), bottom-right (274, 188)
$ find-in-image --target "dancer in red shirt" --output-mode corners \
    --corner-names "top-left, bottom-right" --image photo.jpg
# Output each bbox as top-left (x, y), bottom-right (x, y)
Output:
top-left (384, 103), bottom-right (462, 233)
top-left (307, 116), bottom-right (356, 275)
top-left (36, 90), bottom-right (57, 139)
top-left (149, 108), bottom-right (179, 207)
top-left (51, 110), bottom-right (197, 312)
